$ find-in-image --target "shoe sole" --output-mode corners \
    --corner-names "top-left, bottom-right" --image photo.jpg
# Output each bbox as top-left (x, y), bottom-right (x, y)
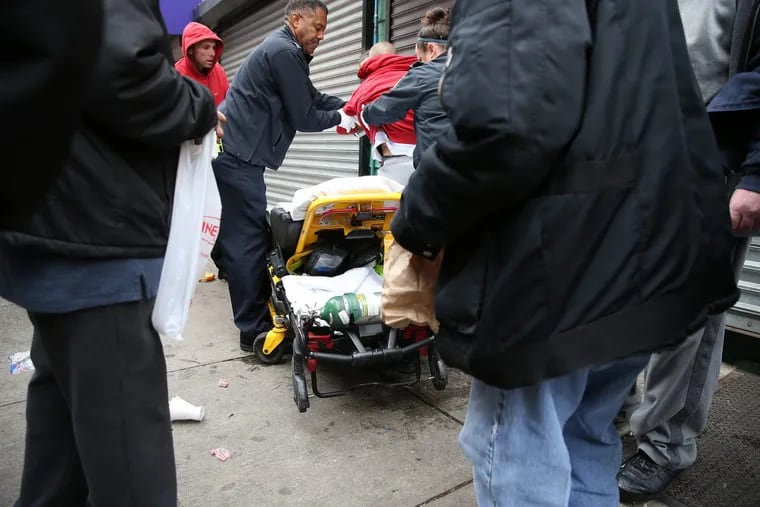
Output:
top-left (619, 490), bottom-right (661, 503)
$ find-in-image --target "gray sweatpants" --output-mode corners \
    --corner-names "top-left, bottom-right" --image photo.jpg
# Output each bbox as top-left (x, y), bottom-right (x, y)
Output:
top-left (628, 238), bottom-right (748, 469)
top-left (629, 313), bottom-right (725, 469)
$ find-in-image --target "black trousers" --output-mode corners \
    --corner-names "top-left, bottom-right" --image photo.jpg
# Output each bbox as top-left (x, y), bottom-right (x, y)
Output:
top-left (16, 299), bottom-right (176, 507)
top-left (210, 242), bottom-right (225, 273)
top-left (212, 152), bottom-right (272, 336)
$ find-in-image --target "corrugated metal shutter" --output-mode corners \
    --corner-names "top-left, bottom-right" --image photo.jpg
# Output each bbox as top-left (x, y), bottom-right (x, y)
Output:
top-left (270, 0), bottom-right (362, 205)
top-left (389, 0), bottom-right (452, 55)
top-left (219, 1), bottom-right (286, 83)
top-left (727, 237), bottom-right (760, 338)
top-left (219, 0), bottom-right (362, 206)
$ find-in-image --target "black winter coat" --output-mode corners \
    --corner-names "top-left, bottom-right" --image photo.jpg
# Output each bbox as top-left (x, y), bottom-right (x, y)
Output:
top-left (0, 0), bottom-right (218, 259)
top-left (1, 0), bottom-right (102, 228)
top-left (391, 0), bottom-right (739, 389)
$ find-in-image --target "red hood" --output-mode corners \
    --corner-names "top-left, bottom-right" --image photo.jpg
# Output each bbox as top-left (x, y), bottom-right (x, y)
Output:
top-left (357, 54), bottom-right (417, 80)
top-left (181, 22), bottom-right (224, 67)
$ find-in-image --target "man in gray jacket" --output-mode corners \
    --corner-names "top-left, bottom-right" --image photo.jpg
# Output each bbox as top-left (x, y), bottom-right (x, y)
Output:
top-left (215, 0), bottom-right (351, 352)
top-left (618, 0), bottom-right (760, 500)
top-left (388, 0), bottom-right (738, 504)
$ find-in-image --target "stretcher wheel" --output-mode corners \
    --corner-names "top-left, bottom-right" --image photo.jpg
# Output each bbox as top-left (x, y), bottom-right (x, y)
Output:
top-left (254, 332), bottom-right (286, 365)
top-left (292, 353), bottom-right (310, 413)
top-left (429, 346), bottom-right (448, 391)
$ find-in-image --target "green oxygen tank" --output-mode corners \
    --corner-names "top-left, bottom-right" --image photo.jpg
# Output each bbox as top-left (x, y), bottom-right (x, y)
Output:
top-left (320, 292), bottom-right (382, 328)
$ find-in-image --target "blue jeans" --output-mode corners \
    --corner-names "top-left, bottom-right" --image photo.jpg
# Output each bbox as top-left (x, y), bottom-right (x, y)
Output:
top-left (459, 354), bottom-right (649, 507)
top-left (212, 152), bottom-right (271, 336)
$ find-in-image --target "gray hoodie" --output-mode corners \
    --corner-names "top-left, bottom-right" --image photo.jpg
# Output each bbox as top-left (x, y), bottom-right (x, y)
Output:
top-left (678, 0), bottom-right (736, 102)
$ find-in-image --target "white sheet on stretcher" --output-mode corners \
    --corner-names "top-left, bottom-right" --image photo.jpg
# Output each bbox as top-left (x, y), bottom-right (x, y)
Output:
top-left (287, 175), bottom-right (403, 221)
top-left (280, 266), bottom-right (383, 318)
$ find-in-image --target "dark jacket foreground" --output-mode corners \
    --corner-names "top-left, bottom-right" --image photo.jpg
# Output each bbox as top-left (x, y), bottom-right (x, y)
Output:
top-left (220, 26), bottom-right (344, 170)
top-left (0, 0), bottom-right (218, 259)
top-left (363, 53), bottom-right (451, 167)
top-left (392, 0), bottom-right (739, 389)
top-left (1, 0), bottom-right (102, 228)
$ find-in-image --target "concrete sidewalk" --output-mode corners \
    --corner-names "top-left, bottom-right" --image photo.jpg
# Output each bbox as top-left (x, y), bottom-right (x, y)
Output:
top-left (0, 280), bottom-right (477, 507)
top-left (0, 280), bottom-right (701, 507)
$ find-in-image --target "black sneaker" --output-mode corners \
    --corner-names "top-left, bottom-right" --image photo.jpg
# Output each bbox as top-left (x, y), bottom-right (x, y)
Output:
top-left (617, 451), bottom-right (683, 503)
top-left (240, 327), bottom-right (276, 353)
top-left (240, 331), bottom-right (256, 352)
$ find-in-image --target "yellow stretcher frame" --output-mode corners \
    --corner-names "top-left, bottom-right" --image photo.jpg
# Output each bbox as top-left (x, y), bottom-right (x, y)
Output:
top-left (263, 191), bottom-right (401, 357)
top-left (283, 192), bottom-right (402, 274)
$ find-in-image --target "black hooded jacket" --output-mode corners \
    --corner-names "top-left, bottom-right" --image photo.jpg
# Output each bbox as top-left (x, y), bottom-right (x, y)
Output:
top-left (0, 0), bottom-right (218, 259)
top-left (392, 0), bottom-right (739, 389)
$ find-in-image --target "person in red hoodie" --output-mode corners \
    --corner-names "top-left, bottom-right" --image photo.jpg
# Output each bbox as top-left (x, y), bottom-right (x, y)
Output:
top-left (176, 22), bottom-right (230, 279)
top-left (175, 22), bottom-right (229, 106)
top-left (339, 42), bottom-right (417, 185)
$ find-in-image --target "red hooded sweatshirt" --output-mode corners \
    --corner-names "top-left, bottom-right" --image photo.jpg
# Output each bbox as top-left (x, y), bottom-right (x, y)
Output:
top-left (342, 54), bottom-right (417, 146)
top-left (175, 22), bottom-right (229, 106)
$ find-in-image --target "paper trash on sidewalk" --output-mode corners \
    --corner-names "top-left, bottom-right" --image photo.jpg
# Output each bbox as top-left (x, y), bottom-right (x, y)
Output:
top-left (8, 351), bottom-right (34, 375)
top-left (199, 272), bottom-right (216, 283)
top-left (210, 448), bottom-right (232, 462)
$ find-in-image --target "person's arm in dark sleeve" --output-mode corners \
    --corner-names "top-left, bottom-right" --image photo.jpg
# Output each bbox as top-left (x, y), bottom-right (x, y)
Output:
top-left (716, 26), bottom-right (760, 233)
top-left (737, 173), bottom-right (760, 191)
top-left (270, 49), bottom-right (341, 131)
top-left (738, 36), bottom-right (760, 189)
top-left (1, 0), bottom-right (103, 228)
top-left (726, 116), bottom-right (760, 233)
top-left (363, 72), bottom-right (422, 126)
top-left (709, 67), bottom-right (760, 190)
top-left (735, 117), bottom-right (760, 191)
top-left (391, 0), bottom-right (589, 257)
top-left (86, 0), bottom-right (217, 146)
top-left (313, 87), bottom-right (346, 111)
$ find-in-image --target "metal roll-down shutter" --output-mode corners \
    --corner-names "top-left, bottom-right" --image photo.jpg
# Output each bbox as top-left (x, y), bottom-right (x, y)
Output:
top-left (220, 0), bottom-right (363, 206)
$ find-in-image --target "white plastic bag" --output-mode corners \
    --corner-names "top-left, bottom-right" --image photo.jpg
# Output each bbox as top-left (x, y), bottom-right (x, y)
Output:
top-left (197, 157), bottom-right (222, 277)
top-left (152, 131), bottom-right (220, 340)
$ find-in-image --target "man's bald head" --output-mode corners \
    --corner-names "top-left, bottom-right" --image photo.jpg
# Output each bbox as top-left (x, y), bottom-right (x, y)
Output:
top-left (367, 41), bottom-right (396, 58)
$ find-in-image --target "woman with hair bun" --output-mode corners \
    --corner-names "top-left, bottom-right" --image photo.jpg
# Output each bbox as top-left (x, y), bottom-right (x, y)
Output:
top-left (416, 7), bottom-right (449, 63)
top-left (362, 7), bottom-right (452, 169)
